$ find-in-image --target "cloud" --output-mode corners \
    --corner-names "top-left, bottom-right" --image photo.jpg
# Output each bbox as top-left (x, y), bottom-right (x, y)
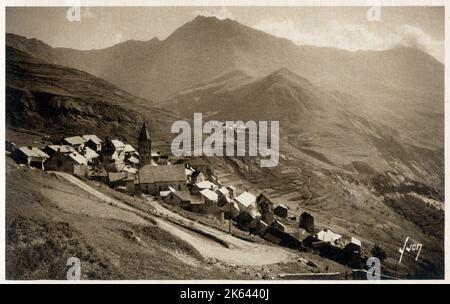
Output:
top-left (253, 19), bottom-right (443, 62)
top-left (115, 32), bottom-right (124, 44)
top-left (386, 24), bottom-right (443, 62)
top-left (193, 6), bottom-right (233, 20)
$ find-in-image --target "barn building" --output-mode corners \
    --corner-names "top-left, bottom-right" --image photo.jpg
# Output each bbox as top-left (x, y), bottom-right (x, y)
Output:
top-left (137, 164), bottom-right (187, 195)
top-left (45, 150), bottom-right (88, 176)
top-left (299, 212), bottom-right (315, 233)
top-left (12, 146), bottom-right (49, 169)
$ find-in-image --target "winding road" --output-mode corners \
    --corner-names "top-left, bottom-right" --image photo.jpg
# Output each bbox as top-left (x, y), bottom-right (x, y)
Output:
top-left (52, 171), bottom-right (297, 266)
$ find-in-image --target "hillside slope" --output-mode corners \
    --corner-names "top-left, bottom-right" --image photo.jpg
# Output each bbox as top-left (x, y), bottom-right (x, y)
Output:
top-left (167, 67), bottom-right (444, 189)
top-left (6, 15), bottom-right (443, 176)
top-left (6, 45), bottom-right (180, 144)
top-left (6, 15), bottom-right (444, 113)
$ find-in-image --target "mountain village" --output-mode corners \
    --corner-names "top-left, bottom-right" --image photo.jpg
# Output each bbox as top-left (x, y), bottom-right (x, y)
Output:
top-left (5, 121), bottom-right (367, 270)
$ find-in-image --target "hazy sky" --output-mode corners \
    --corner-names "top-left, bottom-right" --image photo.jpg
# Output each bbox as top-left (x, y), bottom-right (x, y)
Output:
top-left (6, 6), bottom-right (445, 62)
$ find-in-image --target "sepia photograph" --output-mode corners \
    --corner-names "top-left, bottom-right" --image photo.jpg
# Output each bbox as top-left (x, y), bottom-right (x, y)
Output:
top-left (2, 1), bottom-right (446, 284)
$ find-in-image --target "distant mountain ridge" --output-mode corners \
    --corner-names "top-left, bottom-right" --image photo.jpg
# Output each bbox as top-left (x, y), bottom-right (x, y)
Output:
top-left (166, 66), bottom-right (443, 189)
top-left (6, 15), bottom-right (444, 105)
top-left (5, 45), bottom-right (179, 144)
top-left (5, 15), bottom-right (444, 188)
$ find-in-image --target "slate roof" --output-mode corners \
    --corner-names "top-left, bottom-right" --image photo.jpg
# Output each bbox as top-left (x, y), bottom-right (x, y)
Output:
top-left (195, 181), bottom-right (216, 190)
top-left (127, 156), bottom-right (139, 164)
top-left (83, 147), bottom-right (99, 159)
top-left (217, 187), bottom-right (229, 196)
top-left (111, 139), bottom-right (125, 149)
top-left (274, 204), bottom-right (288, 210)
top-left (108, 172), bottom-right (128, 183)
top-left (18, 146), bottom-right (49, 158)
top-left (67, 151), bottom-right (87, 165)
top-left (200, 189), bottom-right (218, 202)
top-left (138, 164), bottom-right (186, 184)
top-left (348, 237), bottom-right (361, 247)
top-left (82, 135), bottom-right (102, 144)
top-left (316, 229), bottom-right (342, 244)
top-left (64, 136), bottom-right (86, 146)
top-left (124, 144), bottom-right (136, 153)
top-left (172, 191), bottom-right (191, 202)
top-left (235, 191), bottom-right (256, 208)
top-left (46, 145), bottom-right (74, 154)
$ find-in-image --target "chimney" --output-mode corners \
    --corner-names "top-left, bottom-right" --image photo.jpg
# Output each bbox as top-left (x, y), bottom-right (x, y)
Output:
top-left (27, 145), bottom-right (33, 150)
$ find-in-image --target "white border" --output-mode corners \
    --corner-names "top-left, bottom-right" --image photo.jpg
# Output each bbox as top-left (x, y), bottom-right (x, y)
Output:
top-left (0, 0), bottom-right (448, 284)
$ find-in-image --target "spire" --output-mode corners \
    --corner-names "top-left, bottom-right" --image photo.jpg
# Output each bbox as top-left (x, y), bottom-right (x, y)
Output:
top-left (139, 121), bottom-right (151, 141)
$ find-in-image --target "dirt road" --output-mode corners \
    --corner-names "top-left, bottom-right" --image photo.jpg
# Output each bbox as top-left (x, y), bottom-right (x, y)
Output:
top-left (52, 172), bottom-right (297, 266)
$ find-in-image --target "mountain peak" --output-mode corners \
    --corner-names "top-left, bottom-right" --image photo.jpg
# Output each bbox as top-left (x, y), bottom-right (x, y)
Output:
top-left (192, 15), bottom-right (233, 23)
top-left (265, 68), bottom-right (312, 86)
top-left (269, 67), bottom-right (296, 77)
top-left (171, 15), bottom-right (243, 38)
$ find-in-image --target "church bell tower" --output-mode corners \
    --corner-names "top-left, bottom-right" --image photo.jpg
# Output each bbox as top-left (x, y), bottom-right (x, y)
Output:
top-left (138, 121), bottom-right (151, 168)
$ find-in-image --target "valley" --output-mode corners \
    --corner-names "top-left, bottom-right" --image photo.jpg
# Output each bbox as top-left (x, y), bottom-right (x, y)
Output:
top-left (5, 13), bottom-right (445, 280)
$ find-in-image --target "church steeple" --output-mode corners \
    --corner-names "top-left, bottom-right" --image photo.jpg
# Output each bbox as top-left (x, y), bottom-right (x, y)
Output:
top-left (139, 121), bottom-right (151, 141)
top-left (138, 121), bottom-right (152, 168)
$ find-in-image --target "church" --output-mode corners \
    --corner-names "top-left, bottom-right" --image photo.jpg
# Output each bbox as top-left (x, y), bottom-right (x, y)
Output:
top-left (135, 121), bottom-right (187, 195)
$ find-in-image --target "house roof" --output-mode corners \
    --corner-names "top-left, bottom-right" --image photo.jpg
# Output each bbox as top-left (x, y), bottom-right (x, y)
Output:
top-left (83, 147), bottom-right (99, 159)
top-left (300, 211), bottom-right (314, 219)
top-left (187, 158), bottom-right (208, 166)
top-left (349, 237), bottom-right (361, 247)
top-left (257, 192), bottom-right (273, 204)
top-left (235, 191), bottom-right (256, 208)
top-left (127, 156), bottom-right (139, 164)
top-left (195, 181), bottom-right (216, 190)
top-left (111, 139), bottom-right (125, 149)
top-left (108, 172), bottom-right (128, 183)
top-left (124, 144), bottom-right (136, 153)
top-left (200, 189), bottom-right (218, 202)
top-left (259, 221), bottom-right (269, 228)
top-left (18, 146), bottom-right (49, 158)
top-left (138, 164), bottom-right (186, 184)
top-left (297, 228), bottom-right (312, 241)
top-left (316, 229), bottom-right (342, 244)
top-left (274, 204), bottom-right (288, 210)
top-left (172, 191), bottom-right (191, 202)
top-left (45, 145), bottom-right (70, 153)
top-left (228, 185), bottom-right (236, 190)
top-left (271, 220), bottom-right (286, 230)
top-left (64, 136), bottom-right (86, 146)
top-left (82, 135), bottom-right (102, 145)
top-left (217, 187), bottom-right (229, 196)
top-left (219, 195), bottom-right (232, 204)
top-left (192, 170), bottom-right (203, 178)
top-left (67, 151), bottom-right (87, 165)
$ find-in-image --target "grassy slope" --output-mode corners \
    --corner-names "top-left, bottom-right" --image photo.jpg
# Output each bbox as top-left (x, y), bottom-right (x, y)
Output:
top-left (5, 158), bottom-right (252, 280)
top-left (6, 155), bottom-right (352, 280)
